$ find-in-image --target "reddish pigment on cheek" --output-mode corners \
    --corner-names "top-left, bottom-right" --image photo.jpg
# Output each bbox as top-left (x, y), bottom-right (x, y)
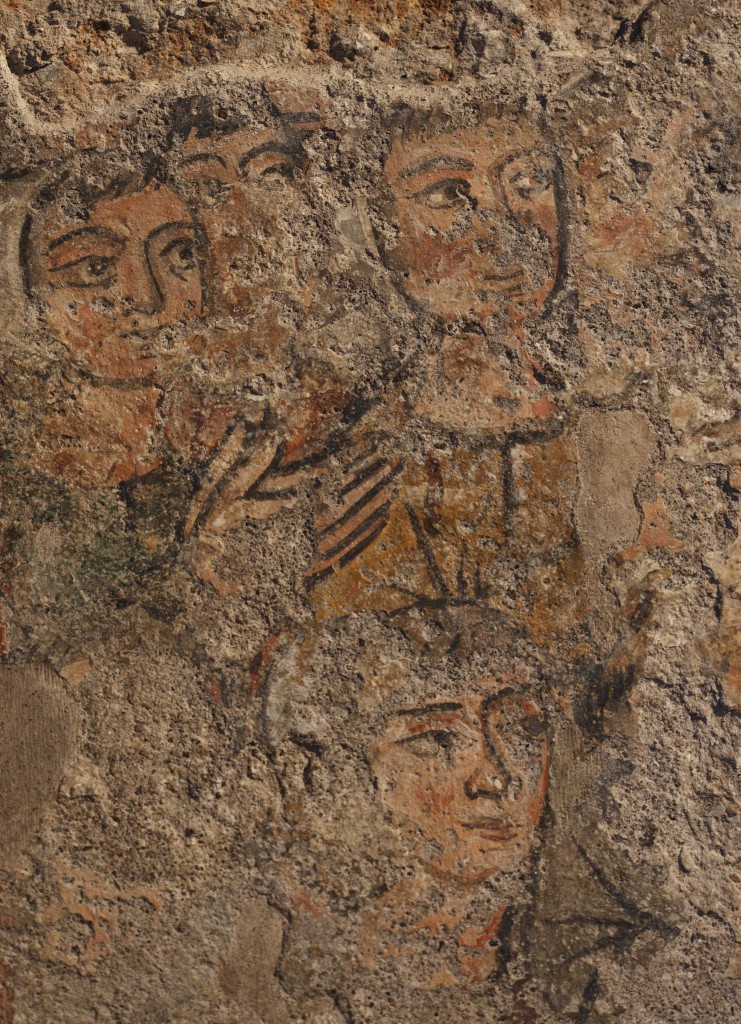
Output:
top-left (417, 781), bottom-right (458, 818)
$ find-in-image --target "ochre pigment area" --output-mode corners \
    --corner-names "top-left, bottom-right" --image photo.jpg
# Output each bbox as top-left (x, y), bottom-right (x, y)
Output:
top-left (0, 2), bottom-right (739, 1022)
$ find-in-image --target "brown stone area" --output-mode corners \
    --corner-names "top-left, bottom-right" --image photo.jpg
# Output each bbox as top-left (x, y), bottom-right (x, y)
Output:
top-left (0, 2), bottom-right (739, 1022)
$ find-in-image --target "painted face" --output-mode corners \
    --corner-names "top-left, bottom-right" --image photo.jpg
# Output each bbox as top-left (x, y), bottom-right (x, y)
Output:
top-left (384, 116), bottom-right (560, 324)
top-left (30, 183), bottom-right (205, 382)
top-left (178, 125), bottom-right (318, 385)
top-left (370, 685), bottom-right (550, 885)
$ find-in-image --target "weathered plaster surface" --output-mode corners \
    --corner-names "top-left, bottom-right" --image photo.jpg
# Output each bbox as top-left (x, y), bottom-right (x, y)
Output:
top-left (0, 2), bottom-right (739, 1021)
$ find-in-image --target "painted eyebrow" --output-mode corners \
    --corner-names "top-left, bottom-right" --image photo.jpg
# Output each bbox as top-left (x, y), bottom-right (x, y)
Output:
top-left (396, 702), bottom-right (464, 717)
top-left (399, 156), bottom-right (475, 180)
top-left (145, 220), bottom-right (196, 245)
top-left (46, 226), bottom-right (124, 253)
top-left (285, 111), bottom-right (322, 124)
top-left (483, 686), bottom-right (522, 706)
top-left (238, 141), bottom-right (300, 171)
top-left (179, 152), bottom-right (228, 169)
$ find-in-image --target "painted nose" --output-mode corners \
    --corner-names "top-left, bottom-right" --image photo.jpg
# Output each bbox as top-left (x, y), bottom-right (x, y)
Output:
top-left (120, 259), bottom-right (164, 317)
top-left (464, 756), bottom-right (511, 800)
top-left (471, 201), bottom-right (510, 240)
top-left (467, 176), bottom-right (504, 215)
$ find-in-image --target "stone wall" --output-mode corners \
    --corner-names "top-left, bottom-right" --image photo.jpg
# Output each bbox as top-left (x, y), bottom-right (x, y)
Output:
top-left (0, 2), bottom-right (739, 1022)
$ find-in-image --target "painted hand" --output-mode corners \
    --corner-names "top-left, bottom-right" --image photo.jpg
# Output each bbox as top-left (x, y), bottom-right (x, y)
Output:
top-left (307, 453), bottom-right (402, 582)
top-left (183, 421), bottom-right (320, 593)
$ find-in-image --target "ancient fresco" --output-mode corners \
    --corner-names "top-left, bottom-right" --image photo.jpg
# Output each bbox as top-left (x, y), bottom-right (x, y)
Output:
top-left (0, 2), bottom-right (739, 1023)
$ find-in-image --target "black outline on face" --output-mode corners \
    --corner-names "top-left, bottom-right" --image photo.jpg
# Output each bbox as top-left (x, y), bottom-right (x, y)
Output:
top-left (410, 177), bottom-right (475, 211)
top-left (23, 202), bottom-right (209, 325)
top-left (378, 112), bottom-right (571, 317)
top-left (128, 219), bottom-right (202, 316)
top-left (385, 691), bottom-right (546, 803)
top-left (178, 131), bottom-right (308, 190)
top-left (45, 227), bottom-right (124, 292)
top-left (399, 155), bottom-right (475, 180)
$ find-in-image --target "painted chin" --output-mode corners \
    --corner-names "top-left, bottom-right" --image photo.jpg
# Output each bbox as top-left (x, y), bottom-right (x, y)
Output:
top-left (435, 849), bottom-right (520, 884)
top-left (65, 337), bottom-right (170, 380)
top-left (413, 283), bottom-right (497, 320)
top-left (458, 835), bottom-right (529, 880)
top-left (418, 822), bottom-right (531, 882)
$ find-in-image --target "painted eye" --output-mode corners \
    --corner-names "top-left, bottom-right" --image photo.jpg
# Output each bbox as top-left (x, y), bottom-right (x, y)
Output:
top-left (397, 729), bottom-right (459, 759)
top-left (262, 159), bottom-right (299, 180)
top-left (486, 696), bottom-right (546, 773)
top-left (181, 168), bottom-right (230, 205)
top-left (505, 160), bottom-right (554, 200)
top-left (50, 254), bottom-right (116, 288)
top-left (160, 237), bottom-right (199, 280)
top-left (413, 178), bottom-right (472, 210)
top-left (254, 158), bottom-right (306, 190)
top-left (202, 177), bottom-right (230, 201)
top-left (83, 257), bottom-right (114, 282)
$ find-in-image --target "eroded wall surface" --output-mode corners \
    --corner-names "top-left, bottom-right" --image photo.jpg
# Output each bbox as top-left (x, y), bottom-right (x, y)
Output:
top-left (0, 2), bottom-right (739, 1021)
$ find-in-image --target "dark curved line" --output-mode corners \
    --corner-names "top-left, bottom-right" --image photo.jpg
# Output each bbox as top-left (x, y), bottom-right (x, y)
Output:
top-left (339, 456), bottom-right (387, 497)
top-left (317, 501), bottom-right (392, 562)
top-left (141, 242), bottom-right (166, 312)
top-left (249, 487), bottom-right (299, 501)
top-left (190, 432), bottom-right (284, 538)
top-left (336, 517), bottom-right (388, 569)
top-left (20, 213), bottom-right (36, 300)
top-left (576, 968), bottom-right (599, 1024)
top-left (179, 152), bottom-right (227, 168)
top-left (404, 501), bottom-right (450, 599)
top-left (320, 463), bottom-right (402, 538)
top-left (576, 841), bottom-right (675, 937)
top-left (46, 224), bottom-right (124, 252)
top-left (306, 516), bottom-right (389, 588)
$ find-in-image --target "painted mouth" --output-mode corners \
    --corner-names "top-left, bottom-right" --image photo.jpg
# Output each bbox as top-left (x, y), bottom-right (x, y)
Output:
top-left (121, 330), bottom-right (162, 345)
top-left (120, 332), bottom-right (179, 358)
top-left (483, 269), bottom-right (525, 282)
top-left (125, 345), bottom-right (160, 356)
top-left (459, 819), bottom-right (518, 840)
top-left (481, 270), bottom-right (527, 298)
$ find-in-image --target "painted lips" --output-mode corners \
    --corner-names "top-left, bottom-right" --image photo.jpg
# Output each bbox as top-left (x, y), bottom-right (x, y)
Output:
top-left (459, 819), bottom-right (518, 840)
top-left (482, 269), bottom-right (525, 282)
top-left (481, 268), bottom-right (527, 297)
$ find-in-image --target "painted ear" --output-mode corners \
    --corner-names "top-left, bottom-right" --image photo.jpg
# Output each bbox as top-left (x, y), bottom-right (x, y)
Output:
top-left (10, 169), bottom-right (53, 318)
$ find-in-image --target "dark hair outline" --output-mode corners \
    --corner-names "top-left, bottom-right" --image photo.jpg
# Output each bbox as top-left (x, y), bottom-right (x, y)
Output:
top-left (376, 100), bottom-right (571, 313)
top-left (19, 149), bottom-right (211, 317)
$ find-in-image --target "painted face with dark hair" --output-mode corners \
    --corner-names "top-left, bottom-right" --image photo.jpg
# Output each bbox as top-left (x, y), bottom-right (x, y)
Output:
top-left (177, 124), bottom-right (319, 386)
top-left (266, 622), bottom-right (550, 890)
top-left (384, 113), bottom-right (561, 324)
top-left (28, 182), bottom-right (205, 381)
top-left (383, 113), bottom-right (564, 434)
top-left (369, 680), bottom-right (550, 885)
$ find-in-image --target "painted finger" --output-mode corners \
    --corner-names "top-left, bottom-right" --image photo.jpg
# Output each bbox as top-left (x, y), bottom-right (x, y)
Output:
top-left (201, 432), bottom-right (282, 533)
top-left (316, 487), bottom-right (394, 556)
top-left (183, 422), bottom-right (250, 537)
top-left (315, 458), bottom-right (401, 534)
top-left (307, 514), bottom-right (390, 581)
